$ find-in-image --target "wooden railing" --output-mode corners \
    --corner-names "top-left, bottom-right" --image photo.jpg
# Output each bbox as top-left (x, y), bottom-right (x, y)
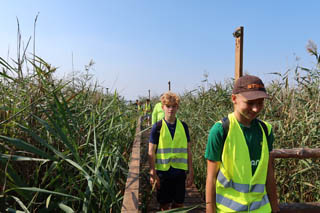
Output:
top-left (270, 148), bottom-right (320, 213)
top-left (271, 148), bottom-right (320, 159)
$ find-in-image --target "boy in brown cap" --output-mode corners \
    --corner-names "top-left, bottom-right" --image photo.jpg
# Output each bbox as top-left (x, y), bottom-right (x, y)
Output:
top-left (205, 75), bottom-right (279, 213)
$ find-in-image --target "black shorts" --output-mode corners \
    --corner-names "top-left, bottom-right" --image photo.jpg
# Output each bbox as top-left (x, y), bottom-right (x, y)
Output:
top-left (156, 172), bottom-right (186, 204)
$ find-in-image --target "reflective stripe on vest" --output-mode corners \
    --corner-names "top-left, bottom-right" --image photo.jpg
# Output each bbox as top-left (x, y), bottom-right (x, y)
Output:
top-left (216, 113), bottom-right (272, 212)
top-left (217, 170), bottom-right (265, 193)
top-left (156, 158), bottom-right (188, 164)
top-left (155, 119), bottom-right (188, 171)
top-left (216, 194), bottom-right (270, 212)
top-left (156, 148), bottom-right (188, 154)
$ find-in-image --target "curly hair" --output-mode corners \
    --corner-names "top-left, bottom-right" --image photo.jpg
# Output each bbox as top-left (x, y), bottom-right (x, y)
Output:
top-left (160, 91), bottom-right (180, 106)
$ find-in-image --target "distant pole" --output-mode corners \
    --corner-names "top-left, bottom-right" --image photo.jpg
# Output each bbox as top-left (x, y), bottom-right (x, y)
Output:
top-left (33, 12), bottom-right (39, 73)
top-left (72, 52), bottom-right (74, 72)
top-left (148, 89), bottom-right (150, 99)
top-left (233, 26), bottom-right (244, 81)
top-left (168, 81), bottom-right (171, 91)
top-left (106, 88), bottom-right (109, 94)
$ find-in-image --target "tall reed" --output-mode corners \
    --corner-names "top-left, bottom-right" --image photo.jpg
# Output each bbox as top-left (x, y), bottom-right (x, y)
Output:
top-left (0, 55), bottom-right (137, 212)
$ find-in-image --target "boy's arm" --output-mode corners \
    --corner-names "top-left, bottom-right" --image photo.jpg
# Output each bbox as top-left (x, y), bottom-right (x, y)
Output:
top-left (266, 156), bottom-right (280, 212)
top-left (206, 160), bottom-right (220, 213)
top-left (148, 142), bottom-right (160, 189)
top-left (186, 142), bottom-right (194, 187)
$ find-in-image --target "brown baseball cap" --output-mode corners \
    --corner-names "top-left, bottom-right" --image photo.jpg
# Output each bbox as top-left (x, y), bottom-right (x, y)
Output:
top-left (232, 75), bottom-right (269, 100)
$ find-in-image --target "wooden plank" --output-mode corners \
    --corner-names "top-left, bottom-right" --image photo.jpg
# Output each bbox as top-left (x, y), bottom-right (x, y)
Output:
top-left (271, 148), bottom-right (320, 158)
top-left (121, 117), bottom-right (142, 213)
top-left (233, 26), bottom-right (244, 81)
top-left (147, 184), bottom-right (205, 212)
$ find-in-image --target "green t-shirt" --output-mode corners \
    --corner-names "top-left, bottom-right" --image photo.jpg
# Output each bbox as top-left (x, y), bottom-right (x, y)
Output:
top-left (205, 118), bottom-right (274, 175)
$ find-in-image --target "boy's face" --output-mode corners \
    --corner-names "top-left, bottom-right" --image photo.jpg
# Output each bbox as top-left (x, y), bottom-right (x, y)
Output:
top-left (162, 103), bottom-right (178, 118)
top-left (232, 94), bottom-right (264, 123)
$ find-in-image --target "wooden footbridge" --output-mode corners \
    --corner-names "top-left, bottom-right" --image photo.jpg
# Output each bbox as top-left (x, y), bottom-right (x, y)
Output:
top-left (121, 118), bottom-right (320, 212)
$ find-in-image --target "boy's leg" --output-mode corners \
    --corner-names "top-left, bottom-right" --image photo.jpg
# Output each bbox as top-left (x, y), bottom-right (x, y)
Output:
top-left (171, 173), bottom-right (187, 209)
top-left (157, 173), bottom-right (173, 210)
top-left (160, 203), bottom-right (170, 211)
top-left (171, 202), bottom-right (183, 208)
top-left (147, 114), bottom-right (151, 126)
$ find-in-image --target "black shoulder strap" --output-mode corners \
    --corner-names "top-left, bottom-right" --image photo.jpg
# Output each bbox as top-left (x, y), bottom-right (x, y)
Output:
top-left (257, 119), bottom-right (269, 137)
top-left (221, 117), bottom-right (229, 142)
top-left (156, 120), bottom-right (162, 133)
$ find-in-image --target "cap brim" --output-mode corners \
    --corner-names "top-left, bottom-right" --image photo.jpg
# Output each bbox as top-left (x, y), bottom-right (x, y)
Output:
top-left (240, 91), bottom-right (269, 100)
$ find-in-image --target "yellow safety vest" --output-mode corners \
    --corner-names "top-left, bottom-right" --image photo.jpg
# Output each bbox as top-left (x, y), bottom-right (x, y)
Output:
top-left (137, 104), bottom-right (143, 116)
top-left (155, 119), bottom-right (188, 171)
top-left (216, 113), bottom-right (272, 213)
top-left (145, 103), bottom-right (151, 112)
top-left (152, 102), bottom-right (165, 125)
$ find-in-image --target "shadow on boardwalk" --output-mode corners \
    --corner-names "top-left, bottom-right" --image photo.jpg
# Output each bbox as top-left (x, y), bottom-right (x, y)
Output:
top-left (139, 127), bottom-right (205, 213)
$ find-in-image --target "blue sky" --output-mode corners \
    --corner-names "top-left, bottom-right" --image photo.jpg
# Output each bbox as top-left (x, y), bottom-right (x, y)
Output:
top-left (1, 1), bottom-right (319, 100)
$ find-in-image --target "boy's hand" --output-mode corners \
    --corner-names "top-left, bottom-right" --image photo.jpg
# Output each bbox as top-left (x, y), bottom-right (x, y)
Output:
top-left (150, 174), bottom-right (160, 189)
top-left (186, 172), bottom-right (194, 187)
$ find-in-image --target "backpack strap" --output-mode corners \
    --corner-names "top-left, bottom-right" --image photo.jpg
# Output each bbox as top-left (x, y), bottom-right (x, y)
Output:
top-left (221, 117), bottom-right (229, 143)
top-left (257, 119), bottom-right (269, 137)
top-left (156, 119), bottom-right (162, 133)
top-left (221, 117), bottom-right (269, 143)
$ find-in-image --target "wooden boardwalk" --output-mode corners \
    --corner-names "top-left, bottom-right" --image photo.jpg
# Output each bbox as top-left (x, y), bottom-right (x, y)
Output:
top-left (139, 127), bottom-right (205, 213)
top-left (122, 119), bottom-right (320, 212)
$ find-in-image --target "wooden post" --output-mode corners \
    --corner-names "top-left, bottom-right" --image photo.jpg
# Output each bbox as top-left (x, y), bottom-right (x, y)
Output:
top-left (168, 81), bottom-right (171, 91)
top-left (233, 26), bottom-right (244, 81)
top-left (268, 156), bottom-right (280, 212)
top-left (148, 89), bottom-right (150, 99)
top-left (269, 148), bottom-right (320, 212)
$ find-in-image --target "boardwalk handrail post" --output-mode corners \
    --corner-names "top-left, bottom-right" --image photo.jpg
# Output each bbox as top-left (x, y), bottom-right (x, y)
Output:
top-left (268, 155), bottom-right (279, 211)
top-left (270, 148), bottom-right (320, 212)
top-left (233, 26), bottom-right (244, 81)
